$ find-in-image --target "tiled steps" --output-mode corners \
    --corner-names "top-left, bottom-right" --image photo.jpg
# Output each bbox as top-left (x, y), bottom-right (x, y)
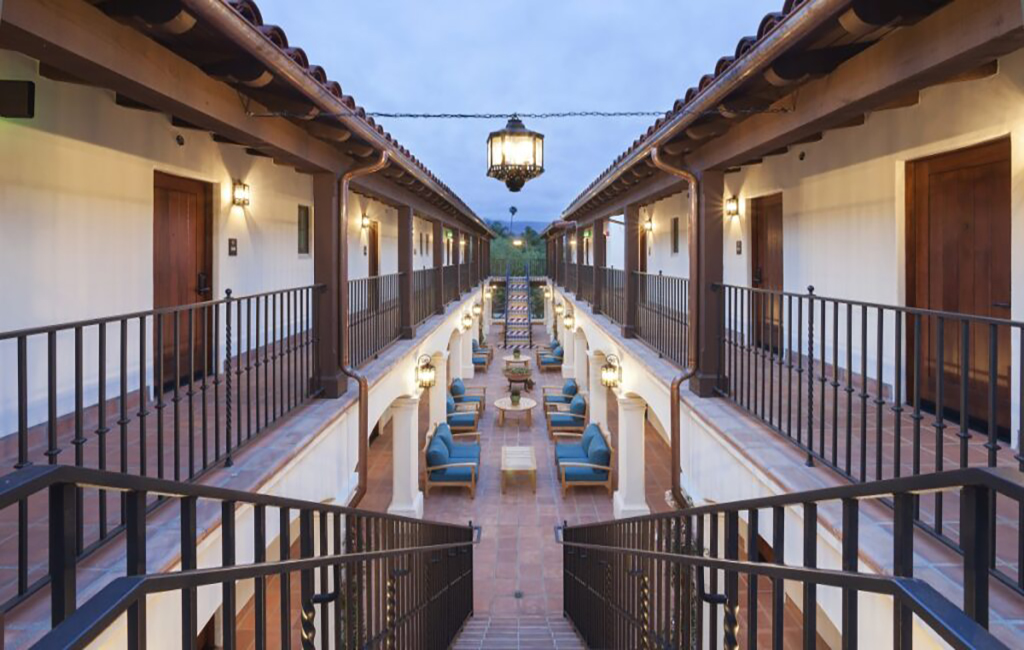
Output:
top-left (504, 278), bottom-right (532, 349)
top-left (452, 616), bottom-right (586, 649)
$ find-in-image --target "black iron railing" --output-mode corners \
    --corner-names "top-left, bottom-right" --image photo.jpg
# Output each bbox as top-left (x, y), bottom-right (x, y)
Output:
top-left (459, 264), bottom-right (470, 293)
top-left (491, 257), bottom-right (546, 279)
top-left (559, 467), bottom-right (1022, 650)
top-left (636, 272), bottom-right (690, 367)
top-left (349, 273), bottom-right (401, 367)
top-left (2, 465), bottom-right (477, 649)
top-left (566, 263), bottom-right (578, 294)
top-left (600, 268), bottom-right (626, 326)
top-left (443, 265), bottom-right (459, 305)
top-left (412, 269), bottom-right (435, 326)
top-left (716, 283), bottom-right (1024, 594)
top-left (0, 285), bottom-right (320, 605)
top-left (578, 265), bottom-right (594, 304)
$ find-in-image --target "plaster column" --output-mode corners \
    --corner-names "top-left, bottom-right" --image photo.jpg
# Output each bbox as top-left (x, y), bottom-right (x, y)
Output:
top-left (574, 331), bottom-right (589, 390)
top-left (587, 350), bottom-right (607, 429)
top-left (562, 321), bottom-right (576, 379)
top-left (449, 332), bottom-right (463, 381)
top-left (387, 396), bottom-right (424, 519)
top-left (462, 325), bottom-right (475, 379)
top-left (428, 351), bottom-right (448, 429)
top-left (544, 289), bottom-right (552, 336)
top-left (614, 394), bottom-right (650, 519)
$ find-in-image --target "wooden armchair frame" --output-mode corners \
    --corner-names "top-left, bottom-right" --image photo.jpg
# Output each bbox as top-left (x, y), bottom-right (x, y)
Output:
top-left (448, 401), bottom-right (481, 433)
top-left (545, 400), bottom-right (588, 439)
top-left (552, 428), bottom-right (615, 496)
top-left (450, 382), bottom-right (488, 413)
top-left (422, 430), bottom-right (481, 498)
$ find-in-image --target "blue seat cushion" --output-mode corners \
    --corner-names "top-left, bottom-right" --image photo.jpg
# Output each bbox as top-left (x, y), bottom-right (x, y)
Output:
top-left (544, 395), bottom-right (573, 404)
top-left (473, 356), bottom-right (488, 365)
top-left (472, 339), bottom-right (483, 352)
top-left (448, 413), bottom-right (477, 427)
top-left (429, 465), bottom-right (476, 482)
top-left (562, 379), bottom-right (579, 396)
top-left (540, 356), bottom-right (562, 365)
top-left (550, 414), bottom-right (585, 428)
top-left (563, 466), bottom-right (609, 482)
top-left (446, 394), bottom-right (457, 414)
top-left (569, 394), bottom-right (587, 416)
top-left (555, 443), bottom-right (587, 462)
top-left (450, 378), bottom-right (466, 397)
top-left (454, 394), bottom-right (483, 404)
top-left (450, 444), bottom-right (481, 461)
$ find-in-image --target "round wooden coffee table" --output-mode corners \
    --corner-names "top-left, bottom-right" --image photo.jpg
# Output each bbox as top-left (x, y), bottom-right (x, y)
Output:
top-left (503, 355), bottom-right (531, 368)
top-left (494, 396), bottom-right (537, 427)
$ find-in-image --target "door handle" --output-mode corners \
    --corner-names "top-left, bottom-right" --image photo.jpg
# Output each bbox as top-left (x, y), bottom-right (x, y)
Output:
top-left (196, 272), bottom-right (212, 296)
top-left (992, 301), bottom-right (1011, 310)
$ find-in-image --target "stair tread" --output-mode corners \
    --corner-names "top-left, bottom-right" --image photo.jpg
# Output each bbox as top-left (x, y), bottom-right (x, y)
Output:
top-left (453, 616), bottom-right (586, 649)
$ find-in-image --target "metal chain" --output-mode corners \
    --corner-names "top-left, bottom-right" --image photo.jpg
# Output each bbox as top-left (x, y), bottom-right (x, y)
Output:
top-left (246, 107), bottom-right (792, 120)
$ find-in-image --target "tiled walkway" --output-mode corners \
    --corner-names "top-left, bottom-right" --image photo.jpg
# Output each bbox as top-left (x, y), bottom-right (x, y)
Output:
top-left (359, 323), bottom-right (674, 645)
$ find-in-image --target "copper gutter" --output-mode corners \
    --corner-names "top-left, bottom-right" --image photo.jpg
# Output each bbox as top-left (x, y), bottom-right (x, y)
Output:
top-left (339, 152), bottom-right (390, 507)
top-left (178, 0), bottom-right (494, 238)
top-left (561, 0), bottom-right (853, 221)
top-left (649, 146), bottom-right (701, 509)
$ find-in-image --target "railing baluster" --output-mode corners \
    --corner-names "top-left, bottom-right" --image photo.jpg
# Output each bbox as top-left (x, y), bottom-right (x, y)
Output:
top-left (73, 326), bottom-right (85, 553)
top-left (934, 317), bottom-right (945, 535)
top-left (746, 509), bottom-right (759, 650)
top-left (874, 309), bottom-right (884, 481)
top-left (97, 323), bottom-right (109, 538)
top-left (181, 496), bottom-right (198, 649)
top-left (771, 506), bottom-right (784, 650)
top-left (841, 498), bottom-right (859, 650)
top-left (173, 310), bottom-right (182, 481)
top-left (126, 489), bottom-right (147, 650)
top-left (46, 331), bottom-right (59, 464)
top-left (187, 309), bottom-right (196, 479)
top-left (222, 500), bottom-right (237, 649)
top-left (893, 311), bottom-right (903, 479)
top-left (802, 502), bottom-right (817, 648)
top-left (155, 314), bottom-right (165, 479)
top-left (281, 507), bottom-right (292, 650)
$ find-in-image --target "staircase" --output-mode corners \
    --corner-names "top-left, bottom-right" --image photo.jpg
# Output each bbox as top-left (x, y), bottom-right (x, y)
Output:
top-left (453, 616), bottom-right (586, 649)
top-left (503, 272), bottom-right (533, 349)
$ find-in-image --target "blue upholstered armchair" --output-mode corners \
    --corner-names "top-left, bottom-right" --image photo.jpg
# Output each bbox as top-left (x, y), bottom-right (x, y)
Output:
top-left (545, 393), bottom-right (588, 438)
top-left (542, 378), bottom-right (579, 406)
top-left (536, 343), bottom-right (564, 372)
top-left (422, 423), bottom-right (481, 498)
top-left (471, 339), bottom-right (493, 370)
top-left (450, 378), bottom-right (488, 413)
top-left (446, 394), bottom-right (480, 433)
top-left (553, 423), bottom-right (614, 495)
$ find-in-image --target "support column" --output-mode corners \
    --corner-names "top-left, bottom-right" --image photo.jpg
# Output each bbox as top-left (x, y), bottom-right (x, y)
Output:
top-left (461, 324), bottom-right (475, 379)
top-left (312, 173), bottom-right (345, 397)
top-left (593, 218), bottom-right (606, 314)
top-left (574, 330), bottom-right (588, 388)
top-left (562, 319), bottom-right (575, 379)
top-left (398, 205), bottom-right (415, 339)
top-left (614, 394), bottom-right (650, 519)
top-left (691, 170), bottom-right (725, 397)
top-left (387, 396), bottom-right (424, 519)
top-left (623, 202), bottom-right (640, 338)
top-left (587, 350), bottom-right (607, 429)
top-left (428, 351), bottom-right (448, 429)
top-left (450, 331), bottom-right (464, 381)
top-left (433, 220), bottom-right (444, 314)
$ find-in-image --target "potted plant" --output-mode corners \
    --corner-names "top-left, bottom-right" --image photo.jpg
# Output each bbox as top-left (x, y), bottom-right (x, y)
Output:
top-left (510, 389), bottom-right (521, 407)
top-left (513, 348), bottom-right (522, 360)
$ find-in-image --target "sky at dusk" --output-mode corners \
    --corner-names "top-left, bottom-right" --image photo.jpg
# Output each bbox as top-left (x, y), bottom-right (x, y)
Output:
top-left (255, 0), bottom-right (781, 227)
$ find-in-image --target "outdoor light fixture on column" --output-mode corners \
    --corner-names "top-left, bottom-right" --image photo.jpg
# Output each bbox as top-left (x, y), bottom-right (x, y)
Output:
top-left (472, 302), bottom-right (482, 317)
top-left (563, 312), bottom-right (574, 330)
top-left (601, 355), bottom-right (622, 388)
top-left (644, 217), bottom-right (654, 234)
top-left (486, 115), bottom-right (544, 192)
top-left (416, 354), bottom-right (436, 389)
top-left (725, 197), bottom-right (740, 219)
top-left (232, 181), bottom-right (251, 207)
top-left (554, 302), bottom-right (565, 316)
top-left (361, 215), bottom-right (372, 229)
top-left (462, 312), bottom-right (474, 331)
top-left (543, 287), bottom-right (552, 299)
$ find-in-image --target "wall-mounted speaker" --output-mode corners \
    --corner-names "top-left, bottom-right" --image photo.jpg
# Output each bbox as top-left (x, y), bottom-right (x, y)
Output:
top-left (0, 81), bottom-right (35, 118)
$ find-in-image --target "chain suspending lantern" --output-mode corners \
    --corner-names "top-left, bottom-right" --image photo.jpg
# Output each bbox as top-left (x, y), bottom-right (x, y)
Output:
top-left (487, 115), bottom-right (544, 192)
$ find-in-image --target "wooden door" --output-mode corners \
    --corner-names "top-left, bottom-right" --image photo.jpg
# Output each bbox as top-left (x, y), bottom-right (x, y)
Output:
top-left (907, 139), bottom-right (1011, 437)
top-left (153, 172), bottom-right (212, 387)
top-left (751, 194), bottom-right (784, 349)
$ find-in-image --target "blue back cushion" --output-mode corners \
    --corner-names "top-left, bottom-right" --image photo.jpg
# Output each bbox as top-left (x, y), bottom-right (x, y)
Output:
top-left (588, 434), bottom-right (611, 468)
top-left (563, 379), bottom-right (578, 396)
top-left (569, 394), bottom-right (586, 415)
top-left (450, 378), bottom-right (466, 397)
top-left (435, 424), bottom-right (455, 452)
top-left (426, 437), bottom-right (449, 468)
top-left (581, 423), bottom-right (600, 454)
top-left (553, 345), bottom-right (564, 358)
top-left (446, 394), bottom-right (456, 414)
top-left (472, 339), bottom-right (481, 352)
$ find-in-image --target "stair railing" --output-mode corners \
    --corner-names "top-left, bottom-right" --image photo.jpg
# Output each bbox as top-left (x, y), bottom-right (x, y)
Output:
top-left (503, 259), bottom-right (511, 348)
top-left (525, 260), bottom-right (533, 348)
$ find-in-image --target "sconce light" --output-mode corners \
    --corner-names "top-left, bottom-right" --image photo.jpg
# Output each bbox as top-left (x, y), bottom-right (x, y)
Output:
top-left (601, 354), bottom-right (622, 388)
top-left (472, 302), bottom-right (482, 317)
top-left (416, 354), bottom-right (436, 389)
top-left (232, 181), bottom-right (251, 207)
top-left (360, 215), bottom-right (372, 229)
top-left (643, 218), bottom-right (654, 234)
top-left (563, 312), bottom-right (574, 330)
top-left (554, 302), bottom-right (565, 316)
top-left (543, 287), bottom-right (552, 299)
top-left (485, 285), bottom-right (493, 298)
top-left (512, 238), bottom-right (524, 247)
top-left (446, 231), bottom-right (454, 241)
top-left (583, 229), bottom-right (592, 240)
top-left (459, 238), bottom-right (467, 247)
top-left (462, 312), bottom-right (473, 331)
top-left (725, 197), bottom-right (740, 219)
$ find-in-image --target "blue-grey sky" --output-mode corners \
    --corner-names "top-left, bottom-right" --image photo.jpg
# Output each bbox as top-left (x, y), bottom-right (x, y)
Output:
top-left (256, 0), bottom-right (780, 226)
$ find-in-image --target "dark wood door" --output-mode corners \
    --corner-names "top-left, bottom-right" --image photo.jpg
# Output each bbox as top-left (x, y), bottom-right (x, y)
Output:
top-left (751, 194), bottom-right (784, 349)
top-left (153, 172), bottom-right (212, 387)
top-left (907, 139), bottom-right (1011, 437)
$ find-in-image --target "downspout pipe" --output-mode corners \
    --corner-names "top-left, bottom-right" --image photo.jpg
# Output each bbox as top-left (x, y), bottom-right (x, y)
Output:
top-left (650, 146), bottom-right (699, 510)
top-left (339, 152), bottom-right (390, 507)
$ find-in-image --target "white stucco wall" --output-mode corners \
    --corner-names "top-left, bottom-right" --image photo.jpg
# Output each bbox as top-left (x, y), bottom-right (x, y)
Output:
top-left (641, 192), bottom-right (690, 276)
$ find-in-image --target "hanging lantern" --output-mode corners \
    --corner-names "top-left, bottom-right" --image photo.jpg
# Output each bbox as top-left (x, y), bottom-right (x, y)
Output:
top-left (232, 181), bottom-right (251, 207)
top-left (487, 115), bottom-right (544, 192)
top-left (543, 287), bottom-right (552, 299)
top-left (462, 312), bottom-right (474, 330)
top-left (554, 302), bottom-right (565, 316)
top-left (563, 312), bottom-right (574, 330)
top-left (601, 355), bottom-right (622, 388)
top-left (472, 302), bottom-right (482, 317)
top-left (416, 355), bottom-right (436, 388)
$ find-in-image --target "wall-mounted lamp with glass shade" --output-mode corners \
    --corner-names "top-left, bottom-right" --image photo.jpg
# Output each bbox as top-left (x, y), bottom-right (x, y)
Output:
top-left (543, 286), bottom-right (552, 299)
top-left (462, 312), bottom-right (473, 331)
top-left (643, 218), bottom-right (654, 234)
top-left (554, 302), bottom-right (565, 316)
top-left (471, 302), bottom-right (482, 317)
top-left (562, 312), bottom-right (574, 330)
top-left (232, 181), bottom-right (251, 207)
top-left (416, 354), bottom-right (436, 389)
top-left (360, 215), bottom-right (372, 229)
top-left (725, 197), bottom-right (740, 219)
top-left (601, 354), bottom-right (622, 388)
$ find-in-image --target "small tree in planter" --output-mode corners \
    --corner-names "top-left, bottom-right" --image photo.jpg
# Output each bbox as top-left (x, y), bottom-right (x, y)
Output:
top-left (513, 348), bottom-right (521, 360)
top-left (510, 389), bottom-right (521, 406)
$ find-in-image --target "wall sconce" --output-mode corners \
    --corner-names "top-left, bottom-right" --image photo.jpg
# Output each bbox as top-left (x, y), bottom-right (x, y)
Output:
top-left (601, 354), bottom-right (622, 388)
top-left (459, 238), bottom-right (467, 247)
top-left (725, 197), bottom-right (740, 219)
top-left (446, 231), bottom-right (454, 241)
top-left (462, 312), bottom-right (473, 331)
top-left (232, 181), bottom-right (251, 207)
top-left (472, 302), bottom-right (482, 316)
top-left (485, 285), bottom-right (493, 298)
top-left (543, 287), bottom-right (552, 299)
top-left (563, 312), bottom-right (574, 330)
top-left (583, 229), bottom-right (592, 240)
top-left (554, 302), bottom-right (565, 316)
top-left (360, 215), bottom-right (372, 229)
top-left (416, 355), bottom-right (436, 389)
top-left (643, 218), bottom-right (654, 234)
